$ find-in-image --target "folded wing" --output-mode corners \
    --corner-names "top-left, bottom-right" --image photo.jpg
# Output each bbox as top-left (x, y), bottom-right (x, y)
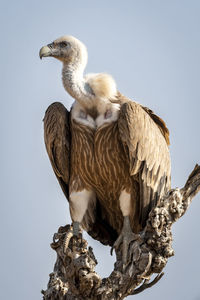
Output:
top-left (44, 102), bottom-right (70, 198)
top-left (118, 98), bottom-right (171, 226)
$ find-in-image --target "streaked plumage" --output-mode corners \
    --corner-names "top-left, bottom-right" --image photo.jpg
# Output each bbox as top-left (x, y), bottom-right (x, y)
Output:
top-left (40, 36), bottom-right (171, 251)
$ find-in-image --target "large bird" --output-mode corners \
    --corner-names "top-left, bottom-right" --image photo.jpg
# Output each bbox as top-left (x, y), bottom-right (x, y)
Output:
top-left (39, 36), bottom-right (171, 264)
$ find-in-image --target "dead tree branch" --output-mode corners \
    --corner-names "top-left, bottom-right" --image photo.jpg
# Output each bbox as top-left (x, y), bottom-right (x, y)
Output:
top-left (42, 164), bottom-right (200, 300)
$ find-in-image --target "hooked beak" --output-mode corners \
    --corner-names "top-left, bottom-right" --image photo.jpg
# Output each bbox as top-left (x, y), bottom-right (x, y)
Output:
top-left (39, 45), bottom-right (52, 59)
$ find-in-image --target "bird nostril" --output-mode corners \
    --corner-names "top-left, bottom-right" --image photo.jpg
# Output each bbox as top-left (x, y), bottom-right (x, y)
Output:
top-left (47, 43), bottom-right (54, 49)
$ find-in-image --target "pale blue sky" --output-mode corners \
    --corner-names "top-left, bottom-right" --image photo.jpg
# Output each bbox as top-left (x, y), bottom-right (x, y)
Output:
top-left (1, 1), bottom-right (200, 299)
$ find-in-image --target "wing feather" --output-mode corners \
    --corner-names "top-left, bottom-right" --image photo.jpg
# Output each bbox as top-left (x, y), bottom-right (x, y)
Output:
top-left (118, 98), bottom-right (171, 226)
top-left (43, 102), bottom-right (70, 198)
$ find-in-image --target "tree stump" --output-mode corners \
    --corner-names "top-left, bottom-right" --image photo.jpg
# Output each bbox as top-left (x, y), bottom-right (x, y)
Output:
top-left (42, 164), bottom-right (200, 299)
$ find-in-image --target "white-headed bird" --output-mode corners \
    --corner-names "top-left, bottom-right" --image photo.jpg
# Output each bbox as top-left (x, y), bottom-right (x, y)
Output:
top-left (40, 36), bottom-right (171, 266)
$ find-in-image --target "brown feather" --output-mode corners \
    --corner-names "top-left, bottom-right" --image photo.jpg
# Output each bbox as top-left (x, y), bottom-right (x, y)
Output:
top-left (142, 106), bottom-right (170, 146)
top-left (44, 94), bottom-right (171, 245)
top-left (43, 102), bottom-right (70, 198)
top-left (117, 96), bottom-right (171, 226)
top-left (43, 102), bottom-right (118, 246)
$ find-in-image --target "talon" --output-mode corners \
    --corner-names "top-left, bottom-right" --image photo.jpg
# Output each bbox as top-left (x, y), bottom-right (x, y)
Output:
top-left (111, 216), bottom-right (140, 269)
top-left (53, 233), bottom-right (59, 243)
top-left (63, 229), bottom-right (73, 252)
top-left (111, 234), bottom-right (123, 256)
top-left (110, 239), bottom-right (122, 255)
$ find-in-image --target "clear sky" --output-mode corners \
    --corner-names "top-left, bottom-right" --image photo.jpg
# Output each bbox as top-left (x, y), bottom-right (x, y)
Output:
top-left (1, 0), bottom-right (200, 299)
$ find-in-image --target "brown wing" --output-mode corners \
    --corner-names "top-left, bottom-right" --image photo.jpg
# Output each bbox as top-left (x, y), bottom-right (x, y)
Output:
top-left (118, 97), bottom-right (171, 226)
top-left (142, 106), bottom-right (170, 146)
top-left (43, 102), bottom-right (70, 198)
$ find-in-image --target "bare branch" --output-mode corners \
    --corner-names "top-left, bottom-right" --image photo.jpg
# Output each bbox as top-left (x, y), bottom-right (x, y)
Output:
top-left (131, 272), bottom-right (164, 295)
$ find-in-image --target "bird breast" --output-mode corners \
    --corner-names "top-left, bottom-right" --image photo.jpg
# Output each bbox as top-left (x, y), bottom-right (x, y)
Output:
top-left (69, 111), bottom-right (131, 199)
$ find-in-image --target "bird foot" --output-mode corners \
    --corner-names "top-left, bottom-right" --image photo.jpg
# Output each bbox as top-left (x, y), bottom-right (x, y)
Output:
top-left (110, 216), bottom-right (140, 270)
top-left (63, 221), bottom-right (81, 253)
top-left (111, 231), bottom-right (140, 267)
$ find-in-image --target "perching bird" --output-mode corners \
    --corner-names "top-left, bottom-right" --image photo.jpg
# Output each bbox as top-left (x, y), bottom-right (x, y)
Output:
top-left (39, 36), bottom-right (171, 265)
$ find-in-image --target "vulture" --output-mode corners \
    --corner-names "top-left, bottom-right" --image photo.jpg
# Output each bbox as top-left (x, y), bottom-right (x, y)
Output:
top-left (39, 36), bottom-right (171, 265)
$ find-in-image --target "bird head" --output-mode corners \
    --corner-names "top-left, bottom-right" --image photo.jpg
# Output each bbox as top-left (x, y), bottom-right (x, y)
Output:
top-left (39, 35), bottom-right (88, 66)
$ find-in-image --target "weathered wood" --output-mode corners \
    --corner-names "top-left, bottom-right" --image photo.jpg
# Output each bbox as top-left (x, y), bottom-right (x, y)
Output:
top-left (42, 164), bottom-right (200, 300)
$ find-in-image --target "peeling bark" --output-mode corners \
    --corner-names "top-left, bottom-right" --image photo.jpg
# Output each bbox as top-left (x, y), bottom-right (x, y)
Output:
top-left (42, 164), bottom-right (200, 299)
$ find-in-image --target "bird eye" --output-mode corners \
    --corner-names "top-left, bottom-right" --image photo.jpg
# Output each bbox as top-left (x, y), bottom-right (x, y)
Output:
top-left (59, 41), bottom-right (69, 48)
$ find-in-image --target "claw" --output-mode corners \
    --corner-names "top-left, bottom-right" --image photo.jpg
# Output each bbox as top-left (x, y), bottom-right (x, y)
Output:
top-left (63, 228), bottom-right (73, 253)
top-left (110, 245), bottom-right (114, 256)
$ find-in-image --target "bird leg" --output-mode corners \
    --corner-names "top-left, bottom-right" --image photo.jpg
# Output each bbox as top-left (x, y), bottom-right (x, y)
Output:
top-left (111, 216), bottom-right (140, 268)
top-left (73, 221), bottom-right (80, 237)
top-left (64, 189), bottom-right (95, 252)
top-left (63, 221), bottom-right (81, 252)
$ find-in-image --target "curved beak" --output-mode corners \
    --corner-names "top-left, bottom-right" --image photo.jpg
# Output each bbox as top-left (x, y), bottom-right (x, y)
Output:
top-left (39, 45), bottom-right (52, 59)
